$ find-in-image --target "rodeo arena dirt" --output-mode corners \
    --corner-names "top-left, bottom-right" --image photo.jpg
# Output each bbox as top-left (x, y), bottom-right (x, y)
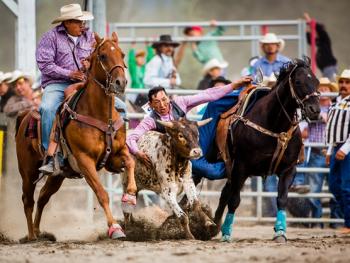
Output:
top-left (1, 1), bottom-right (350, 263)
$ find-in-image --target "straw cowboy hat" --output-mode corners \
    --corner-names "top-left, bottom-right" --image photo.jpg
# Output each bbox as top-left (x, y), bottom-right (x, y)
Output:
top-left (51, 3), bottom-right (94, 24)
top-left (259, 33), bottom-right (285, 52)
top-left (319, 77), bottom-right (338, 92)
top-left (336, 69), bottom-right (350, 82)
top-left (152, 35), bottom-right (180, 48)
top-left (0, 71), bottom-right (12, 84)
top-left (202, 58), bottom-right (228, 74)
top-left (8, 70), bottom-right (34, 85)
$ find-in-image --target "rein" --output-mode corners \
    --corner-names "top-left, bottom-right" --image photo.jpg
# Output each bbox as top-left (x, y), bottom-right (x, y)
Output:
top-left (92, 39), bottom-right (126, 96)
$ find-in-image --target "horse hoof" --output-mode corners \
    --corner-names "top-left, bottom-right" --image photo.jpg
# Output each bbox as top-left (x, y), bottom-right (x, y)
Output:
top-left (38, 232), bottom-right (56, 242)
top-left (220, 235), bottom-right (232, 243)
top-left (108, 224), bottom-right (126, 240)
top-left (19, 236), bottom-right (37, 244)
top-left (121, 193), bottom-right (137, 213)
top-left (273, 231), bottom-right (287, 243)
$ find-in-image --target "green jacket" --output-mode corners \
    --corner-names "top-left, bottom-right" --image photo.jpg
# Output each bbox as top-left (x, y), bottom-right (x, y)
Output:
top-left (128, 46), bottom-right (154, 89)
top-left (193, 26), bottom-right (225, 65)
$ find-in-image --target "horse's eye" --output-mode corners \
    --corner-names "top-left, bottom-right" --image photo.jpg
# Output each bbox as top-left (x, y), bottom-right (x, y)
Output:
top-left (295, 80), bottom-right (302, 86)
top-left (99, 54), bottom-right (107, 61)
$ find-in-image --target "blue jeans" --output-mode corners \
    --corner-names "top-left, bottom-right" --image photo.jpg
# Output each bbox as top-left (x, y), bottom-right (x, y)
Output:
top-left (329, 145), bottom-right (350, 228)
top-left (40, 83), bottom-right (127, 151)
top-left (191, 158), bottom-right (226, 181)
top-left (40, 83), bottom-right (70, 150)
top-left (263, 175), bottom-right (278, 217)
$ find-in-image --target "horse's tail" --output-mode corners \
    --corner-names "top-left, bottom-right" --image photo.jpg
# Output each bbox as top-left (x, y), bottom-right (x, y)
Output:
top-left (15, 110), bottom-right (30, 137)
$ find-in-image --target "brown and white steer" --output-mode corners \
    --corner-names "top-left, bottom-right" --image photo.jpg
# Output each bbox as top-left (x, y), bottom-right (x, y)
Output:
top-left (123, 117), bottom-right (215, 239)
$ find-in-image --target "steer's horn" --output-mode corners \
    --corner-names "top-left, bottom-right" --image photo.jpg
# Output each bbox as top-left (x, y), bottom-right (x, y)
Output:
top-left (156, 120), bottom-right (174, 129)
top-left (197, 118), bottom-right (213, 127)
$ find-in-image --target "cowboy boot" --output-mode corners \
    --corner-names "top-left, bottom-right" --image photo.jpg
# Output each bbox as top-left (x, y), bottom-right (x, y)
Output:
top-left (39, 155), bottom-right (54, 174)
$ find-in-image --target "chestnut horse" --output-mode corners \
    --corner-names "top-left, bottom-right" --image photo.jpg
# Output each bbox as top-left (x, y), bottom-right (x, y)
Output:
top-left (15, 32), bottom-right (137, 242)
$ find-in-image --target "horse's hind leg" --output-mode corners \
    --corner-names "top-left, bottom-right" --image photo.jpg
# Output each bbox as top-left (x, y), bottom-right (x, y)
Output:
top-left (33, 176), bottom-right (65, 240)
top-left (77, 154), bottom-right (125, 239)
top-left (214, 182), bottom-right (231, 228)
top-left (274, 167), bottom-right (295, 243)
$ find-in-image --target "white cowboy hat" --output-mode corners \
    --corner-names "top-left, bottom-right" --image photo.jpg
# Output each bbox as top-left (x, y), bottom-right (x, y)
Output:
top-left (202, 58), bottom-right (228, 74)
top-left (259, 33), bottom-right (285, 52)
top-left (336, 69), bottom-right (350, 82)
top-left (0, 71), bottom-right (12, 84)
top-left (7, 70), bottom-right (34, 85)
top-left (318, 77), bottom-right (338, 92)
top-left (51, 4), bottom-right (94, 24)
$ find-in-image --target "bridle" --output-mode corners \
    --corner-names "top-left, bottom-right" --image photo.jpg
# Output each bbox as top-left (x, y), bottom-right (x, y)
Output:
top-left (276, 63), bottom-right (320, 123)
top-left (92, 39), bottom-right (126, 96)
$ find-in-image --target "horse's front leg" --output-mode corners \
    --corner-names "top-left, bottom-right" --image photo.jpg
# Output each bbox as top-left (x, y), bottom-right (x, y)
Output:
top-left (274, 167), bottom-right (295, 243)
top-left (76, 153), bottom-right (125, 239)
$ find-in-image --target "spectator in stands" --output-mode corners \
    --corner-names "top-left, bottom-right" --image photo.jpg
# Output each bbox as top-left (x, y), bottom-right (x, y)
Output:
top-left (128, 42), bottom-right (154, 108)
top-left (292, 77), bottom-right (337, 227)
top-left (144, 35), bottom-right (181, 89)
top-left (251, 33), bottom-right (290, 217)
top-left (304, 13), bottom-right (338, 81)
top-left (183, 20), bottom-right (228, 67)
top-left (197, 58), bottom-right (228, 90)
top-left (3, 70), bottom-right (35, 117)
top-left (252, 33), bottom-right (290, 77)
top-left (0, 71), bottom-right (14, 112)
top-left (32, 87), bottom-right (43, 110)
top-left (325, 69), bottom-right (350, 234)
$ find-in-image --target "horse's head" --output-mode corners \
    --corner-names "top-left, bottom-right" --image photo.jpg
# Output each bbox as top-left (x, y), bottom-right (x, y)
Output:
top-left (278, 57), bottom-right (320, 121)
top-left (90, 32), bottom-right (127, 96)
top-left (156, 117), bottom-right (212, 159)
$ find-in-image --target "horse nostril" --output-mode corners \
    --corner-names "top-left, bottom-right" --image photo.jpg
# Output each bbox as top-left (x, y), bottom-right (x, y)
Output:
top-left (115, 79), bottom-right (121, 86)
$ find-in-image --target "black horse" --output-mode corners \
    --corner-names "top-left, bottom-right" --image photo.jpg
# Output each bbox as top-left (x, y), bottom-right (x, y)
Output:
top-left (214, 58), bottom-right (320, 242)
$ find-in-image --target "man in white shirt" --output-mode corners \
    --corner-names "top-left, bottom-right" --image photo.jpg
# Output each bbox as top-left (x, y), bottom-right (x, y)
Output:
top-left (144, 35), bottom-right (181, 89)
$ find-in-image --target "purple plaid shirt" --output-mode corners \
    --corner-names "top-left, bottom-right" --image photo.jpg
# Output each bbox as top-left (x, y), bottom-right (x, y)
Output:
top-left (307, 106), bottom-right (329, 143)
top-left (36, 24), bottom-right (94, 88)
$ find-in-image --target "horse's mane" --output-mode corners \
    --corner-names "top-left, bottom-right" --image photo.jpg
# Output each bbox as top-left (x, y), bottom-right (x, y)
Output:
top-left (275, 58), bottom-right (310, 86)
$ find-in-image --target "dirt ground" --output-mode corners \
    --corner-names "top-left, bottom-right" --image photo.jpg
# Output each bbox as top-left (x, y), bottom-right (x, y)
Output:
top-left (0, 226), bottom-right (349, 263)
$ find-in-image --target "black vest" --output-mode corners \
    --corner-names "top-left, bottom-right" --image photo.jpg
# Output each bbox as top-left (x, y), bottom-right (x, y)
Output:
top-left (150, 101), bottom-right (186, 133)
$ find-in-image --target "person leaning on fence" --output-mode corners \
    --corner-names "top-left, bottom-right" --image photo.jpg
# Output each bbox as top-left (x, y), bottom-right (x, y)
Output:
top-left (325, 69), bottom-right (350, 234)
top-left (183, 20), bottom-right (228, 67)
top-left (252, 33), bottom-right (290, 77)
top-left (143, 35), bottom-right (181, 90)
top-left (291, 77), bottom-right (337, 227)
top-left (304, 12), bottom-right (338, 81)
top-left (126, 77), bottom-right (252, 167)
top-left (0, 71), bottom-right (15, 112)
top-left (3, 70), bottom-right (36, 117)
top-left (128, 41), bottom-right (155, 108)
top-left (197, 58), bottom-right (228, 90)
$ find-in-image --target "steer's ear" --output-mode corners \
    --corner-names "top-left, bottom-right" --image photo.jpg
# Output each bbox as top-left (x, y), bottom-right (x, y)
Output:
top-left (197, 118), bottom-right (212, 127)
top-left (157, 120), bottom-right (174, 129)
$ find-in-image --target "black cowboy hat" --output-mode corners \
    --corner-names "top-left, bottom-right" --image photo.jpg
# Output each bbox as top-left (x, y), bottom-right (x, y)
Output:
top-left (152, 35), bottom-right (180, 48)
top-left (210, 76), bottom-right (232, 87)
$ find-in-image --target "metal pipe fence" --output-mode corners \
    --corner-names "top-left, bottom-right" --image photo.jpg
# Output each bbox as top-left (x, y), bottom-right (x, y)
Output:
top-left (109, 19), bottom-right (308, 59)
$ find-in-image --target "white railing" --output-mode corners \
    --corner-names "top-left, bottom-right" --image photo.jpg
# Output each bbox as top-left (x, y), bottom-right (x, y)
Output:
top-left (109, 20), bottom-right (307, 58)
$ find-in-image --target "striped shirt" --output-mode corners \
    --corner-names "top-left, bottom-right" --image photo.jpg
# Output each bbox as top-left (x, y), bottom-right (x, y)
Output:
top-left (326, 96), bottom-right (350, 144)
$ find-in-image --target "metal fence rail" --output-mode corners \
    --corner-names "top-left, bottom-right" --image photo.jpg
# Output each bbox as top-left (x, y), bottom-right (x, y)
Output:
top-left (109, 19), bottom-right (307, 58)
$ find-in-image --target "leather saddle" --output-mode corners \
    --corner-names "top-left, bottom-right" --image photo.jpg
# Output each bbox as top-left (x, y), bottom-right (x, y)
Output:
top-left (215, 85), bottom-right (271, 179)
